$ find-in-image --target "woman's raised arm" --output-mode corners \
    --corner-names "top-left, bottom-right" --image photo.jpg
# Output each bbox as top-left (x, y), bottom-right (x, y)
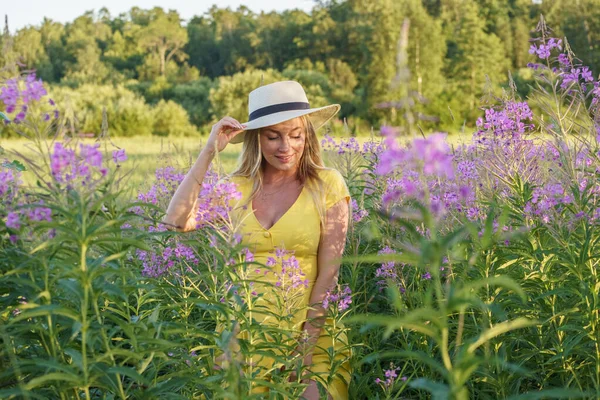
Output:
top-left (163, 117), bottom-right (246, 232)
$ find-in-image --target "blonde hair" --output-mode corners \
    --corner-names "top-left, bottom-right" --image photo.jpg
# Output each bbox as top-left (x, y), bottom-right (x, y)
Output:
top-left (230, 115), bottom-right (327, 225)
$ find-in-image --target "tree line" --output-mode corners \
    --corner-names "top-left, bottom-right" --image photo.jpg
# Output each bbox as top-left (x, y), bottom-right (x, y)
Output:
top-left (1, 0), bottom-right (599, 137)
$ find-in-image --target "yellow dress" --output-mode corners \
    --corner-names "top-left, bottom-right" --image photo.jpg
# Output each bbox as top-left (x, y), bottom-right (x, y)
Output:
top-left (229, 168), bottom-right (352, 399)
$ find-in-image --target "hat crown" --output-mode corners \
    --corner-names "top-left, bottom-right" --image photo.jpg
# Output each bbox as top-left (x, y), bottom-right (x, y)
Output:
top-left (248, 81), bottom-right (309, 114)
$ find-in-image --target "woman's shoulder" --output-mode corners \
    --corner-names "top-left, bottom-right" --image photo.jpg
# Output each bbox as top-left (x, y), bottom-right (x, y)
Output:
top-left (316, 168), bottom-right (345, 184)
top-left (314, 168), bottom-right (350, 209)
top-left (227, 174), bottom-right (251, 186)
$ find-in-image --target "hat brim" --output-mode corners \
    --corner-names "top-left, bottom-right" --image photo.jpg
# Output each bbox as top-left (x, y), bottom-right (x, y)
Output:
top-left (229, 104), bottom-right (340, 144)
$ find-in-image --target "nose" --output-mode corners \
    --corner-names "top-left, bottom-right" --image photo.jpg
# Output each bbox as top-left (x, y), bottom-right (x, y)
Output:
top-left (279, 137), bottom-right (291, 152)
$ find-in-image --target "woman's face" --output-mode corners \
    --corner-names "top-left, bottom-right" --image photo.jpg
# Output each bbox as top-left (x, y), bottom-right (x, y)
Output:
top-left (259, 117), bottom-right (306, 173)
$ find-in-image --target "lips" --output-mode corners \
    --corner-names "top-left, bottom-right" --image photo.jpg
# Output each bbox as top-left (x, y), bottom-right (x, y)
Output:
top-left (275, 155), bottom-right (293, 163)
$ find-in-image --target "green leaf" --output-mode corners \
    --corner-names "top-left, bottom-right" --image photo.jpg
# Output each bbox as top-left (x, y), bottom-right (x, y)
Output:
top-left (0, 111), bottom-right (10, 121)
top-left (24, 372), bottom-right (81, 390)
top-left (2, 159), bottom-right (27, 172)
top-left (106, 366), bottom-right (150, 386)
top-left (409, 378), bottom-right (450, 400)
top-left (458, 275), bottom-right (527, 303)
top-left (506, 388), bottom-right (596, 400)
top-left (467, 318), bottom-right (538, 354)
top-left (9, 304), bottom-right (81, 324)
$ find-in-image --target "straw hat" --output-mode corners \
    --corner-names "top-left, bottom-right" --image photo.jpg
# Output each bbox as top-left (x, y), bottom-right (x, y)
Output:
top-left (230, 80), bottom-right (340, 144)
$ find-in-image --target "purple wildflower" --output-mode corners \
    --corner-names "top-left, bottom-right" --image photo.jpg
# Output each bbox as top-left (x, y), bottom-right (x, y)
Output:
top-left (112, 149), bottom-right (127, 164)
top-left (323, 284), bottom-right (352, 311)
top-left (6, 212), bottom-right (20, 229)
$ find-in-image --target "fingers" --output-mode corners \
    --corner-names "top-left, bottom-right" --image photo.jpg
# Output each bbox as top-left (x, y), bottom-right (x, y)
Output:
top-left (220, 116), bottom-right (246, 132)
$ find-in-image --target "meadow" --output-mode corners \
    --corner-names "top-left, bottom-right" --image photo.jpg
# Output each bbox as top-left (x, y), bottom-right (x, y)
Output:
top-left (1, 133), bottom-right (477, 195)
top-left (1, 26), bottom-right (600, 400)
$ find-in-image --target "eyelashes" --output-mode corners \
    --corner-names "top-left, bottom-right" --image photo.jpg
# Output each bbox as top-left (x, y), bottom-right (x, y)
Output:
top-left (267, 136), bottom-right (302, 141)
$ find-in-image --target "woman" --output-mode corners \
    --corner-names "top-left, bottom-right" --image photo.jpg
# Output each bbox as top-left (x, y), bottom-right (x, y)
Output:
top-left (164, 81), bottom-right (351, 399)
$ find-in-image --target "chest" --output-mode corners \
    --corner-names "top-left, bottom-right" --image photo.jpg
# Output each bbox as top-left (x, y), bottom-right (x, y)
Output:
top-left (252, 184), bottom-right (304, 231)
top-left (231, 187), bottom-right (321, 257)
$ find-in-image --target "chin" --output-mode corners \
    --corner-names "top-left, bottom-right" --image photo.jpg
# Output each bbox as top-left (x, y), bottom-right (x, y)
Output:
top-left (267, 156), bottom-right (298, 171)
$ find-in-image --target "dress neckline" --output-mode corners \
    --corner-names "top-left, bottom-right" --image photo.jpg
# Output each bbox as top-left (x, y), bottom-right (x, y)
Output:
top-left (251, 184), bottom-right (305, 231)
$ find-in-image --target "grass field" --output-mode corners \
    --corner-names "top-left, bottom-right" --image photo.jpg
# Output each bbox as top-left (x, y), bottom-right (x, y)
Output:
top-left (1, 132), bottom-right (477, 195)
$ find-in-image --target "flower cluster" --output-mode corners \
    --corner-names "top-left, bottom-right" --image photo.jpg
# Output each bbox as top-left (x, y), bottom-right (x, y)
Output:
top-left (0, 73), bottom-right (59, 124)
top-left (321, 135), bottom-right (361, 154)
top-left (524, 183), bottom-right (574, 223)
top-left (374, 246), bottom-right (404, 293)
top-left (351, 199), bottom-right (368, 223)
top-left (5, 202), bottom-right (53, 231)
top-left (529, 37), bottom-right (562, 60)
top-left (267, 248), bottom-right (309, 291)
top-left (374, 363), bottom-right (407, 389)
top-left (0, 167), bottom-right (22, 206)
top-left (376, 130), bottom-right (454, 179)
top-left (136, 166), bottom-right (186, 210)
top-left (475, 101), bottom-right (535, 143)
top-left (50, 142), bottom-right (110, 186)
top-left (323, 284), bottom-right (352, 311)
top-left (136, 226), bottom-right (199, 277)
top-left (195, 171), bottom-right (242, 228)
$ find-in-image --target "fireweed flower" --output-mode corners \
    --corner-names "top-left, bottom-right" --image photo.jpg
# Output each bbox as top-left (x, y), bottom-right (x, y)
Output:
top-left (412, 133), bottom-right (454, 179)
top-left (137, 235), bottom-right (199, 278)
top-left (21, 74), bottom-right (47, 103)
top-left (322, 284), bottom-right (352, 311)
top-left (5, 211), bottom-right (20, 229)
top-left (267, 248), bottom-right (309, 292)
top-left (375, 363), bottom-right (406, 389)
top-left (351, 199), bottom-right (368, 223)
top-left (241, 247), bottom-right (254, 263)
top-left (528, 38), bottom-right (562, 59)
top-left (1, 74), bottom-right (57, 125)
top-left (0, 167), bottom-right (22, 205)
top-left (475, 101), bottom-right (534, 143)
top-left (375, 246), bottom-right (405, 293)
top-left (195, 175), bottom-right (242, 228)
top-left (112, 149), bottom-right (127, 164)
top-left (27, 204), bottom-right (52, 222)
top-left (50, 142), bottom-right (109, 186)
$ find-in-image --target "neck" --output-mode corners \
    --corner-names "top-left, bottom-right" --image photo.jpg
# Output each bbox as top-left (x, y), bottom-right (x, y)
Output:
top-left (262, 164), bottom-right (299, 185)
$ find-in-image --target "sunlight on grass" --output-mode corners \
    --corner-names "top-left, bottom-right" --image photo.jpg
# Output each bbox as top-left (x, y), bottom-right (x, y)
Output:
top-left (1, 132), bottom-right (476, 194)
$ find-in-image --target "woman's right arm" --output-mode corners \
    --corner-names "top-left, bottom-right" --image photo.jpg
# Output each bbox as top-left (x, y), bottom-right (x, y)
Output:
top-left (163, 117), bottom-right (246, 232)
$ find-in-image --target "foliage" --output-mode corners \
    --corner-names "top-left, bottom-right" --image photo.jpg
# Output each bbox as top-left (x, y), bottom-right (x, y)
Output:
top-left (1, 14), bottom-right (600, 400)
top-left (209, 69), bottom-right (285, 123)
top-left (0, 0), bottom-right (576, 133)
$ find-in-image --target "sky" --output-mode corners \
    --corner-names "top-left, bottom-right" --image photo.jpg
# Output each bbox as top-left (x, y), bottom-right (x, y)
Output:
top-left (4, 0), bottom-right (316, 33)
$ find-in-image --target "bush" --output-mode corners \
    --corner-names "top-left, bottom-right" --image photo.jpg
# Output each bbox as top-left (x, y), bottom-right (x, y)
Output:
top-left (152, 99), bottom-right (199, 136)
top-left (166, 77), bottom-right (214, 127)
top-left (50, 83), bottom-right (154, 137)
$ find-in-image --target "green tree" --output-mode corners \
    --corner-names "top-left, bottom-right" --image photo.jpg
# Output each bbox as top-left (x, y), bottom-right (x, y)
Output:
top-left (444, 0), bottom-right (508, 113)
top-left (63, 13), bottom-right (112, 85)
top-left (0, 15), bottom-right (19, 77)
top-left (345, 0), bottom-right (402, 119)
top-left (209, 69), bottom-right (284, 123)
top-left (167, 77), bottom-right (214, 126)
top-left (543, 0), bottom-right (600, 75)
top-left (39, 18), bottom-right (68, 82)
top-left (11, 28), bottom-right (50, 74)
top-left (137, 8), bottom-right (189, 78)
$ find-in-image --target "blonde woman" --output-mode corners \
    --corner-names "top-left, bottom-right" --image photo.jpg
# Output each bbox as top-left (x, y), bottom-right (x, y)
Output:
top-left (165, 81), bottom-right (351, 399)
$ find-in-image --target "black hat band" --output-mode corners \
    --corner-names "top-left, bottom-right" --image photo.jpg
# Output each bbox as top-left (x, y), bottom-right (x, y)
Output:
top-left (248, 102), bottom-right (310, 121)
